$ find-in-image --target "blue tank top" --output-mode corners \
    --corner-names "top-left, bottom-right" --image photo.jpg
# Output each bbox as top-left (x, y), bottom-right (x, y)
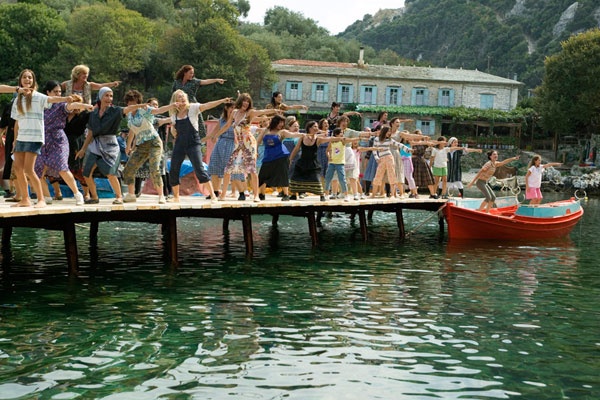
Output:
top-left (400, 143), bottom-right (411, 158)
top-left (262, 133), bottom-right (289, 163)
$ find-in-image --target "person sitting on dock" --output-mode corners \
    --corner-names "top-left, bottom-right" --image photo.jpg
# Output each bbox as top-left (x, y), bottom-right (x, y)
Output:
top-left (75, 87), bottom-right (149, 205)
top-left (467, 150), bottom-right (520, 213)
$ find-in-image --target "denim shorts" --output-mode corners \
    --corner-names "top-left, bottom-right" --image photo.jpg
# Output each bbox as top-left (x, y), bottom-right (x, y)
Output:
top-left (14, 141), bottom-right (42, 155)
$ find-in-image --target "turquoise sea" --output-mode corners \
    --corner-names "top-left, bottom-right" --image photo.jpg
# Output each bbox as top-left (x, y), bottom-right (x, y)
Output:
top-left (0, 193), bottom-right (598, 399)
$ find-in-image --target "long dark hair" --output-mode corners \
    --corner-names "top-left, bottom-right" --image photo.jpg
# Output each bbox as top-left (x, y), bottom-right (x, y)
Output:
top-left (270, 91), bottom-right (282, 107)
top-left (378, 125), bottom-right (390, 142)
top-left (269, 115), bottom-right (285, 131)
top-left (43, 80), bottom-right (61, 95)
top-left (16, 69), bottom-right (38, 115)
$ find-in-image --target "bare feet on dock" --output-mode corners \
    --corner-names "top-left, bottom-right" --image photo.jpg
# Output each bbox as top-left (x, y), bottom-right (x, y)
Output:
top-left (34, 200), bottom-right (47, 208)
top-left (11, 200), bottom-right (32, 207)
top-left (168, 197), bottom-right (180, 203)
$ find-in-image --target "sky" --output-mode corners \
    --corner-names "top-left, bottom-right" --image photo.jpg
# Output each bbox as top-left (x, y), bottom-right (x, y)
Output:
top-left (242, 0), bottom-right (406, 35)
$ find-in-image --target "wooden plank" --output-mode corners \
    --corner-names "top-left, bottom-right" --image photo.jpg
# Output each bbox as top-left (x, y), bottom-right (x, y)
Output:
top-left (164, 216), bottom-right (178, 266)
top-left (241, 213), bottom-right (253, 255)
top-left (63, 223), bottom-right (79, 276)
top-left (307, 212), bottom-right (318, 247)
top-left (2, 226), bottom-right (12, 250)
top-left (396, 207), bottom-right (405, 239)
top-left (358, 209), bottom-right (368, 242)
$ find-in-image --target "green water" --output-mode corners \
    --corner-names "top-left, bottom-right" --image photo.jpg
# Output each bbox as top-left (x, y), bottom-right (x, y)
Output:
top-left (0, 196), bottom-right (599, 399)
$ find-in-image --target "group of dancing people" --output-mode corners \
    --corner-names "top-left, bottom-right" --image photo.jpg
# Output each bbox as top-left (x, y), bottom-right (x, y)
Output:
top-left (2, 63), bottom-right (529, 209)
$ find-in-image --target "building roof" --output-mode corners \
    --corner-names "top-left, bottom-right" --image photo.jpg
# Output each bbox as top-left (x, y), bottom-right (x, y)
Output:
top-left (272, 59), bottom-right (523, 86)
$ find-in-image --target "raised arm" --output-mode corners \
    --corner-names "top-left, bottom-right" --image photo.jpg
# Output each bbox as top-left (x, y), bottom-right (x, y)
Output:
top-left (122, 103), bottom-right (148, 115)
top-left (66, 102), bottom-right (94, 112)
top-left (497, 155), bottom-right (520, 167)
top-left (199, 97), bottom-right (232, 112)
top-left (199, 78), bottom-right (226, 86)
top-left (48, 95), bottom-right (75, 104)
top-left (89, 81), bottom-right (121, 91)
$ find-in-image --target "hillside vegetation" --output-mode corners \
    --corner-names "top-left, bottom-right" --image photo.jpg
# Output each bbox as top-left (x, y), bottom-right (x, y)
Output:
top-left (339, 0), bottom-right (600, 89)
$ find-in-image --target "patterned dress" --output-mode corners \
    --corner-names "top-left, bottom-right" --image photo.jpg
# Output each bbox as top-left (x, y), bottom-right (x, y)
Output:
top-left (224, 126), bottom-right (257, 175)
top-left (35, 103), bottom-right (70, 178)
top-left (208, 117), bottom-right (244, 181)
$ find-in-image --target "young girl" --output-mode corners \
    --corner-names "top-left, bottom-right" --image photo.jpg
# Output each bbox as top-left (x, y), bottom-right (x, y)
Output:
top-left (324, 128), bottom-right (357, 201)
top-left (430, 136), bottom-right (450, 198)
top-left (525, 155), bottom-right (561, 205)
top-left (468, 150), bottom-right (520, 212)
top-left (371, 125), bottom-right (411, 198)
top-left (10, 69), bottom-right (75, 208)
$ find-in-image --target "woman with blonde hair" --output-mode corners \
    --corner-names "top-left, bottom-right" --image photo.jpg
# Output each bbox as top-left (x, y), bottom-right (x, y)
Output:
top-left (61, 64), bottom-right (120, 104)
top-left (167, 89), bottom-right (231, 202)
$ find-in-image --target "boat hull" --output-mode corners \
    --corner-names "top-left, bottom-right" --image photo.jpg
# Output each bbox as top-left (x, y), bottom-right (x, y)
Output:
top-left (443, 199), bottom-right (583, 240)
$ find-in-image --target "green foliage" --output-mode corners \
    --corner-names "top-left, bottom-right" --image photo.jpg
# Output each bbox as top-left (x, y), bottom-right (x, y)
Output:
top-left (55, 1), bottom-right (156, 82)
top-left (357, 105), bottom-right (537, 126)
top-left (537, 28), bottom-right (600, 138)
top-left (338, 0), bottom-right (600, 90)
top-left (0, 3), bottom-right (66, 82)
top-left (121, 0), bottom-right (176, 21)
top-left (264, 6), bottom-right (328, 36)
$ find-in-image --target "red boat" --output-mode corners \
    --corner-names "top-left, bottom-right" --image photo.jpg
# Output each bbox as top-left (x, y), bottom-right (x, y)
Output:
top-left (443, 198), bottom-right (584, 240)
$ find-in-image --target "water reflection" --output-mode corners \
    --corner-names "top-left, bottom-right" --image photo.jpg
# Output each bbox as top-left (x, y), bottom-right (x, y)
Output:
top-left (0, 202), bottom-right (597, 399)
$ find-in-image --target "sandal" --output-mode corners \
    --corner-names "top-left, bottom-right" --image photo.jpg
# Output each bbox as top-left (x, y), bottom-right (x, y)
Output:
top-left (112, 198), bottom-right (123, 205)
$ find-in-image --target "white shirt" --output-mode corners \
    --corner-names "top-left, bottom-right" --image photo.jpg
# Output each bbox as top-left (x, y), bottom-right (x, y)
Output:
top-left (432, 147), bottom-right (451, 168)
top-left (11, 91), bottom-right (50, 143)
top-left (527, 165), bottom-right (544, 188)
top-left (171, 103), bottom-right (201, 132)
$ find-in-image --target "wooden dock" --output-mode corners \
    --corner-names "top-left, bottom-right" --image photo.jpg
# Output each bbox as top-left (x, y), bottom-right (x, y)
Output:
top-left (0, 195), bottom-right (447, 274)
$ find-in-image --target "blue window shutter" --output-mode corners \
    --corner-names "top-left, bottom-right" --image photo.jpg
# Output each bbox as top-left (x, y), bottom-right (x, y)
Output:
top-left (411, 88), bottom-right (417, 105)
top-left (449, 89), bottom-right (455, 106)
top-left (272, 83), bottom-right (278, 93)
top-left (398, 88), bottom-right (403, 105)
top-left (430, 120), bottom-right (436, 135)
top-left (337, 85), bottom-right (343, 102)
top-left (311, 83), bottom-right (317, 102)
top-left (423, 89), bottom-right (430, 106)
top-left (385, 87), bottom-right (391, 105)
top-left (323, 84), bottom-right (329, 103)
top-left (359, 86), bottom-right (365, 104)
top-left (371, 86), bottom-right (378, 104)
top-left (438, 89), bottom-right (444, 106)
top-left (297, 82), bottom-right (303, 100)
top-left (349, 85), bottom-right (354, 102)
top-left (416, 120), bottom-right (422, 130)
top-left (285, 81), bottom-right (292, 100)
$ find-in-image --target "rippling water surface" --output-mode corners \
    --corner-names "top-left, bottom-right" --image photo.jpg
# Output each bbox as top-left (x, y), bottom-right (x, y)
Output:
top-left (0, 196), bottom-right (599, 399)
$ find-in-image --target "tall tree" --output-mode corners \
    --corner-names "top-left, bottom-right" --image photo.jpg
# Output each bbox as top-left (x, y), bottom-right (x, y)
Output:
top-left (537, 28), bottom-right (600, 138)
top-left (0, 3), bottom-right (66, 82)
top-left (55, 1), bottom-right (157, 83)
top-left (264, 6), bottom-right (328, 37)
